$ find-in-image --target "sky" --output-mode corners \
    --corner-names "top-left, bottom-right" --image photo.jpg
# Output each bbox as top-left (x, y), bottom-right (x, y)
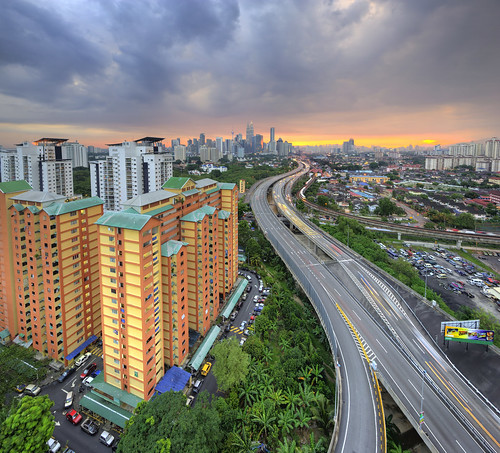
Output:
top-left (1, 0), bottom-right (500, 149)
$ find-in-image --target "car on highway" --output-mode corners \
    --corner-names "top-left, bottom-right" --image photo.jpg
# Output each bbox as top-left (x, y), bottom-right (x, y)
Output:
top-left (100, 431), bottom-right (115, 447)
top-left (81, 418), bottom-right (99, 435)
top-left (58, 366), bottom-right (76, 383)
top-left (201, 362), bottom-right (212, 376)
top-left (47, 437), bottom-right (61, 453)
top-left (64, 391), bottom-right (73, 409)
top-left (25, 384), bottom-right (41, 396)
top-left (66, 409), bottom-right (83, 425)
top-left (75, 352), bottom-right (91, 367)
top-left (80, 362), bottom-right (97, 379)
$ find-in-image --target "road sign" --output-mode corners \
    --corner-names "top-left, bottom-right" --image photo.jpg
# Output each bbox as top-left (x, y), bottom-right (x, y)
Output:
top-left (419, 411), bottom-right (424, 425)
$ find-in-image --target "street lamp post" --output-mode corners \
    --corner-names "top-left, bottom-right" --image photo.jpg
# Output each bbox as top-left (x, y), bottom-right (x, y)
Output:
top-left (20, 360), bottom-right (39, 381)
top-left (347, 225), bottom-right (350, 248)
top-left (424, 271), bottom-right (428, 300)
top-left (419, 370), bottom-right (426, 430)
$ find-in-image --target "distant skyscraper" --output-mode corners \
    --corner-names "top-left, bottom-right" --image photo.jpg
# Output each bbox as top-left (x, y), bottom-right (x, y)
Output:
top-left (270, 127), bottom-right (275, 142)
top-left (255, 134), bottom-right (263, 153)
top-left (216, 137), bottom-right (223, 155)
top-left (199, 133), bottom-right (206, 146)
top-left (246, 122), bottom-right (254, 145)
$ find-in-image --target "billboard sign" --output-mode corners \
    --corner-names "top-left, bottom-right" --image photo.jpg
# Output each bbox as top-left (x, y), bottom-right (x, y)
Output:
top-left (444, 326), bottom-right (494, 344)
top-left (440, 319), bottom-right (479, 334)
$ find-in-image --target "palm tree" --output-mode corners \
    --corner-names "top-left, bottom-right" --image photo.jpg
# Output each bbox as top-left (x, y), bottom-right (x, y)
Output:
top-left (385, 414), bottom-right (401, 445)
top-left (269, 388), bottom-right (287, 407)
top-left (251, 403), bottom-right (277, 441)
top-left (299, 382), bottom-right (317, 408)
top-left (310, 394), bottom-right (334, 435)
top-left (229, 429), bottom-right (256, 453)
top-left (277, 409), bottom-right (297, 437)
top-left (239, 383), bottom-right (259, 407)
top-left (276, 438), bottom-right (300, 453)
top-left (294, 406), bottom-right (312, 434)
top-left (258, 374), bottom-right (275, 395)
top-left (261, 347), bottom-right (273, 365)
top-left (284, 389), bottom-right (301, 411)
top-left (309, 364), bottom-right (324, 386)
top-left (388, 440), bottom-right (411, 453)
top-left (302, 433), bottom-right (327, 453)
top-left (279, 336), bottom-right (292, 351)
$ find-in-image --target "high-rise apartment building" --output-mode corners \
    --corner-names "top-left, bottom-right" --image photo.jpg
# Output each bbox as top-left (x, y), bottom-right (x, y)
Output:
top-left (270, 127), bottom-right (275, 142)
top-left (0, 149), bottom-right (18, 182)
top-left (90, 137), bottom-right (173, 212)
top-left (62, 141), bottom-right (88, 168)
top-left (174, 145), bottom-right (187, 162)
top-left (7, 190), bottom-right (103, 361)
top-left (485, 138), bottom-right (500, 158)
top-left (96, 176), bottom-right (238, 400)
top-left (13, 139), bottom-right (74, 198)
top-left (0, 180), bottom-right (32, 338)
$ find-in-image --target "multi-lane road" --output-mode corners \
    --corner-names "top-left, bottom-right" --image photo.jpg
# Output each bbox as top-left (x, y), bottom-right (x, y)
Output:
top-left (249, 165), bottom-right (500, 453)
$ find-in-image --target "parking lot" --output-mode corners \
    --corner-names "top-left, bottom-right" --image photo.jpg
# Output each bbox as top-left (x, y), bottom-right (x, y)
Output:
top-left (188, 268), bottom-right (269, 402)
top-left (39, 345), bottom-right (121, 453)
top-left (378, 241), bottom-right (500, 319)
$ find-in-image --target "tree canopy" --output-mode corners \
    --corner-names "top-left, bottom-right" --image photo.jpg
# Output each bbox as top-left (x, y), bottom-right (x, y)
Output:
top-left (0, 395), bottom-right (54, 453)
top-left (117, 391), bottom-right (222, 453)
top-left (211, 337), bottom-right (250, 392)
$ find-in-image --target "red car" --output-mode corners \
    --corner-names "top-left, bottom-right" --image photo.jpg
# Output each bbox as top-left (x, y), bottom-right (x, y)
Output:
top-left (66, 409), bottom-right (83, 425)
top-left (80, 362), bottom-right (97, 379)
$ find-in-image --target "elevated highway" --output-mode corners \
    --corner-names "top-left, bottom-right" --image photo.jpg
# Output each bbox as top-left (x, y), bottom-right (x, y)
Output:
top-left (250, 164), bottom-right (500, 452)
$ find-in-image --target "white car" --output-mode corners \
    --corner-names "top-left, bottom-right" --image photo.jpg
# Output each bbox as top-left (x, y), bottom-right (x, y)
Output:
top-left (75, 352), bottom-right (91, 367)
top-left (64, 391), bottom-right (74, 408)
top-left (47, 438), bottom-right (61, 453)
top-left (100, 431), bottom-right (115, 447)
top-left (82, 376), bottom-right (94, 387)
top-left (239, 337), bottom-right (247, 346)
top-left (25, 384), bottom-right (41, 396)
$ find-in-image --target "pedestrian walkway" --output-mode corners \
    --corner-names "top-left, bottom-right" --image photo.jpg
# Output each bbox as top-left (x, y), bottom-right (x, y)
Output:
top-left (89, 346), bottom-right (102, 357)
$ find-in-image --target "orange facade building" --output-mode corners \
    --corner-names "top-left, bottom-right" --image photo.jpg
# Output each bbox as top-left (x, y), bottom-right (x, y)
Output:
top-left (7, 191), bottom-right (103, 361)
top-left (96, 177), bottom-right (238, 400)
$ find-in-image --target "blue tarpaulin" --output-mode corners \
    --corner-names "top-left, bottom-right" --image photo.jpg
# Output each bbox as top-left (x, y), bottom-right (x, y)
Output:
top-left (65, 335), bottom-right (98, 361)
top-left (155, 366), bottom-right (191, 394)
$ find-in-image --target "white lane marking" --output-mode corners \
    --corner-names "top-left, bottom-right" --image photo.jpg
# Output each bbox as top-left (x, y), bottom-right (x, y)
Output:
top-left (408, 378), bottom-right (422, 398)
top-left (448, 382), bottom-right (469, 404)
top-left (352, 310), bottom-right (361, 320)
top-left (375, 338), bottom-right (388, 354)
top-left (456, 440), bottom-right (467, 452)
top-left (412, 338), bottom-right (425, 355)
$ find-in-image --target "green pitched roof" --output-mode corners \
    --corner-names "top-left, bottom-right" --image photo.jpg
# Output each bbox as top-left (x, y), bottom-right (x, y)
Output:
top-left (12, 203), bottom-right (25, 211)
top-left (147, 204), bottom-right (174, 217)
top-left (218, 183), bottom-right (236, 190)
top-left (95, 211), bottom-right (152, 231)
top-left (0, 180), bottom-right (32, 194)
top-left (43, 197), bottom-right (104, 216)
top-left (199, 205), bottom-right (216, 215)
top-left (205, 187), bottom-right (219, 195)
top-left (181, 188), bottom-right (199, 197)
top-left (162, 177), bottom-right (192, 189)
top-left (26, 205), bottom-right (40, 214)
top-left (218, 210), bottom-right (231, 219)
top-left (161, 240), bottom-right (188, 257)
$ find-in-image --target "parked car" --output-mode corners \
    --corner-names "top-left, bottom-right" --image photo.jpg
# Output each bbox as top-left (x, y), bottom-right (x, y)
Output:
top-left (82, 376), bottom-right (95, 387)
top-left (47, 437), bottom-right (61, 453)
top-left (230, 311), bottom-right (238, 321)
top-left (201, 362), bottom-right (212, 377)
top-left (239, 321), bottom-right (247, 330)
top-left (62, 447), bottom-right (76, 453)
top-left (15, 384), bottom-right (26, 393)
top-left (64, 391), bottom-right (74, 409)
top-left (80, 363), bottom-right (97, 379)
top-left (224, 324), bottom-right (231, 333)
top-left (100, 431), bottom-right (115, 447)
top-left (81, 418), bottom-right (99, 435)
top-left (186, 395), bottom-right (195, 407)
top-left (75, 352), bottom-right (91, 367)
top-left (58, 366), bottom-right (76, 383)
top-left (192, 379), bottom-right (202, 394)
top-left (25, 384), bottom-right (41, 396)
top-left (66, 409), bottom-right (83, 425)
top-left (239, 337), bottom-right (247, 346)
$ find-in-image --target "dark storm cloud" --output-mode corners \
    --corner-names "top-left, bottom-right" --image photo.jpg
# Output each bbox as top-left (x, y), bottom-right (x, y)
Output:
top-left (0, 0), bottom-right (499, 138)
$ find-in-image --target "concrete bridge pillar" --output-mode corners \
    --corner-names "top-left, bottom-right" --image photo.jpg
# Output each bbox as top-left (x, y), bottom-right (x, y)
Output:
top-left (456, 239), bottom-right (462, 248)
top-left (397, 232), bottom-right (401, 241)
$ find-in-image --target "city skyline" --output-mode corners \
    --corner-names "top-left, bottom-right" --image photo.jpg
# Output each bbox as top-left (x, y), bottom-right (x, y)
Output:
top-left (1, 0), bottom-right (499, 148)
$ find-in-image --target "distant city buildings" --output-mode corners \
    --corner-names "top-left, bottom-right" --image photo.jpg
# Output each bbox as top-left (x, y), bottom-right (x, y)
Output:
top-left (90, 137), bottom-right (173, 211)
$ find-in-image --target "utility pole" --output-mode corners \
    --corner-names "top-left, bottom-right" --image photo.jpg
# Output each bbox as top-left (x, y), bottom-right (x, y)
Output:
top-left (424, 271), bottom-right (428, 300)
top-left (419, 370), bottom-right (426, 430)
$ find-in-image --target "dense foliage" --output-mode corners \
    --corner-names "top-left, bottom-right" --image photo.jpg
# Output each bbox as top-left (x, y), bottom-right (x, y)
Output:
top-left (73, 167), bottom-right (91, 196)
top-left (0, 395), bottom-right (54, 453)
top-left (117, 392), bottom-right (222, 453)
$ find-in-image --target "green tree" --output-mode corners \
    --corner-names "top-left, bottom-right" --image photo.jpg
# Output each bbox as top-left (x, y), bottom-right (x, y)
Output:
top-left (211, 337), bottom-right (250, 392)
top-left (375, 198), bottom-right (398, 217)
top-left (0, 395), bottom-right (54, 453)
top-left (117, 391), bottom-right (222, 453)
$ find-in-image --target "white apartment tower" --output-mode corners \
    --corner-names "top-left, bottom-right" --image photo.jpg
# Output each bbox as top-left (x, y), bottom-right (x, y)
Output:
top-left (0, 149), bottom-right (18, 182)
top-left (174, 145), bottom-right (187, 162)
top-left (62, 141), bottom-right (88, 168)
top-left (90, 137), bottom-right (173, 211)
top-left (14, 138), bottom-right (74, 197)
